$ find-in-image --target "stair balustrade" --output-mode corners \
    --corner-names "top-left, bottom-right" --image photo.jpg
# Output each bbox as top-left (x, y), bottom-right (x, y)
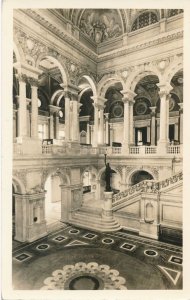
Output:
top-left (113, 171), bottom-right (183, 208)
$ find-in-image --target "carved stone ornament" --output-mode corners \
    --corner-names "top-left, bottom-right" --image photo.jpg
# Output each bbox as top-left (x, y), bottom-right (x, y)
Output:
top-left (13, 169), bottom-right (27, 187)
top-left (27, 77), bottom-right (39, 87)
top-left (16, 73), bottom-right (28, 83)
top-left (14, 27), bottom-right (48, 63)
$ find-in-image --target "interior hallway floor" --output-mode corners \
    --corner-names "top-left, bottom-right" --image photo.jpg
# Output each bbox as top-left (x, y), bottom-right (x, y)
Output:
top-left (12, 224), bottom-right (182, 290)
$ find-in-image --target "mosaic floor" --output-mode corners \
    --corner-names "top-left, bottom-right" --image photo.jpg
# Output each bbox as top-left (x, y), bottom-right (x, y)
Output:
top-left (12, 225), bottom-right (183, 290)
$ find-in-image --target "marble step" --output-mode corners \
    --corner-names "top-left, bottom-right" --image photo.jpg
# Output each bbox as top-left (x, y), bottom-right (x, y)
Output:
top-left (70, 211), bottom-right (121, 232)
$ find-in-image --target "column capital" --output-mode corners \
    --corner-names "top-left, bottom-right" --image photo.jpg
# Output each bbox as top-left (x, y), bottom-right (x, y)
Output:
top-left (121, 89), bottom-right (136, 103)
top-left (61, 83), bottom-right (79, 101)
top-left (104, 112), bottom-right (109, 120)
top-left (91, 96), bottom-right (107, 106)
top-left (150, 106), bottom-right (157, 116)
top-left (49, 105), bottom-right (61, 115)
top-left (157, 83), bottom-right (172, 97)
top-left (28, 77), bottom-right (39, 87)
top-left (16, 73), bottom-right (28, 83)
top-left (178, 102), bottom-right (183, 113)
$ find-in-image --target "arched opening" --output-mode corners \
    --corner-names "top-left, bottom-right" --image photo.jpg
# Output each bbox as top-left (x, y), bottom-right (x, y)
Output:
top-left (169, 70), bottom-right (183, 144)
top-left (44, 173), bottom-right (62, 225)
top-left (134, 75), bottom-right (160, 146)
top-left (104, 82), bottom-right (124, 146)
top-left (78, 76), bottom-right (95, 145)
top-left (81, 169), bottom-right (97, 208)
top-left (37, 56), bottom-right (67, 141)
top-left (131, 170), bottom-right (153, 186)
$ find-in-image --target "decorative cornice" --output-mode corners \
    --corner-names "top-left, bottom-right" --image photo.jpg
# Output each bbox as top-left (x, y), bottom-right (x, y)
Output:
top-left (98, 30), bottom-right (183, 63)
top-left (20, 9), bottom-right (98, 63)
top-left (14, 25), bottom-right (97, 86)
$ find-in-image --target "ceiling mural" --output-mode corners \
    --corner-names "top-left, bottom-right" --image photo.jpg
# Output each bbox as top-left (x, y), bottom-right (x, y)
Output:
top-left (79, 9), bottom-right (123, 44)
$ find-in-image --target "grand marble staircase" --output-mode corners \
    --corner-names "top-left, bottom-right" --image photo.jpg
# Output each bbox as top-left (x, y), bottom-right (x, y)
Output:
top-left (69, 206), bottom-right (121, 232)
top-left (69, 171), bottom-right (182, 233)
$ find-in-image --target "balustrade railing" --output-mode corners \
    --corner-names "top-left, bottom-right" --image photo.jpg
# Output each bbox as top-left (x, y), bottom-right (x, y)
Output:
top-left (113, 171), bottom-right (183, 206)
top-left (145, 146), bottom-right (157, 154)
top-left (42, 144), bottom-right (66, 154)
top-left (129, 147), bottom-right (140, 154)
top-left (167, 145), bottom-right (181, 154)
top-left (112, 147), bottom-right (122, 154)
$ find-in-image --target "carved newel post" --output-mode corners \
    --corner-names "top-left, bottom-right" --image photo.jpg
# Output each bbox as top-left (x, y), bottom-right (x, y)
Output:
top-left (102, 154), bottom-right (115, 220)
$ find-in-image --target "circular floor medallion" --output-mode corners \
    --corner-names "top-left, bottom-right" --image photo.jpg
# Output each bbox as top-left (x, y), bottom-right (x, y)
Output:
top-left (36, 244), bottom-right (49, 251)
top-left (65, 273), bottom-right (103, 290)
top-left (144, 249), bottom-right (158, 257)
top-left (69, 229), bottom-right (80, 234)
top-left (102, 238), bottom-right (114, 245)
top-left (41, 262), bottom-right (127, 290)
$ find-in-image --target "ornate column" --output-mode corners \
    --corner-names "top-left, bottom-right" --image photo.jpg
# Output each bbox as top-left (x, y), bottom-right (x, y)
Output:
top-left (122, 90), bottom-right (136, 153)
top-left (158, 84), bottom-right (171, 152)
top-left (49, 113), bottom-right (54, 139)
top-left (16, 74), bottom-right (27, 137)
top-left (63, 85), bottom-right (80, 143)
top-left (129, 101), bottom-right (134, 145)
top-left (123, 98), bottom-right (129, 151)
top-left (104, 113), bottom-right (109, 145)
top-left (109, 123), bottom-right (113, 146)
top-left (150, 106), bottom-right (156, 146)
top-left (60, 185), bottom-right (72, 222)
top-left (179, 103), bottom-right (183, 144)
top-left (86, 122), bottom-right (90, 144)
top-left (49, 105), bottom-right (61, 140)
top-left (28, 77), bottom-right (39, 138)
top-left (99, 104), bottom-right (105, 145)
top-left (92, 103), bottom-right (99, 147)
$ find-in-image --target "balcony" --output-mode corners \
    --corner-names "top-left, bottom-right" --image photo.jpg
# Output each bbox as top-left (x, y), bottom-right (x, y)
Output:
top-left (13, 142), bottom-right (183, 158)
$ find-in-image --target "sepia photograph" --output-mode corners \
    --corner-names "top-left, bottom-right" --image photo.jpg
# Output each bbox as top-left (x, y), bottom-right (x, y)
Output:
top-left (1, 0), bottom-right (190, 299)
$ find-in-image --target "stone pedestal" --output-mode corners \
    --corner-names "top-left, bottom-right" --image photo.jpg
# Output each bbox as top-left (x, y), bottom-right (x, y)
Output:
top-left (102, 191), bottom-right (113, 220)
top-left (14, 192), bottom-right (47, 242)
top-left (139, 193), bottom-right (159, 240)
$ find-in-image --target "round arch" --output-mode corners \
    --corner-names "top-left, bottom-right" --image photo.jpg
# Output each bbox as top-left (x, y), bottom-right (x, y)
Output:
top-left (42, 168), bottom-right (70, 190)
top-left (97, 75), bottom-right (125, 99)
top-left (81, 166), bottom-right (98, 182)
top-left (36, 54), bottom-right (69, 86)
top-left (12, 176), bottom-right (26, 194)
top-left (98, 165), bottom-right (121, 181)
top-left (13, 39), bottom-right (25, 64)
top-left (126, 67), bottom-right (161, 92)
top-left (51, 89), bottom-right (65, 106)
top-left (127, 168), bottom-right (156, 186)
top-left (164, 61), bottom-right (183, 85)
top-left (77, 75), bottom-right (97, 98)
top-left (130, 9), bottom-right (160, 31)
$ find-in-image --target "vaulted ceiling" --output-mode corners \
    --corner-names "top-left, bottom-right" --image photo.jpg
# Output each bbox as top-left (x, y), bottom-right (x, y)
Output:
top-left (53, 9), bottom-right (162, 44)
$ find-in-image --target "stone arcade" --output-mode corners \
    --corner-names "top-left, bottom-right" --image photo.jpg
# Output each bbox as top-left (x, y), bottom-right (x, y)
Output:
top-left (12, 8), bottom-right (183, 291)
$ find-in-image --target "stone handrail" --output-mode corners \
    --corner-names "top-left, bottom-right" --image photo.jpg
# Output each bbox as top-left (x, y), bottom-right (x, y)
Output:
top-left (113, 171), bottom-right (183, 206)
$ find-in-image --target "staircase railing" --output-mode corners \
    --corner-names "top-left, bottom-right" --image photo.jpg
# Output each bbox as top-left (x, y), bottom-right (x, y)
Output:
top-left (113, 171), bottom-right (183, 207)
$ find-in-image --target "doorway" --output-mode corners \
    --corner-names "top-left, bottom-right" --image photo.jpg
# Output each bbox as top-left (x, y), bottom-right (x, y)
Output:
top-left (169, 124), bottom-right (175, 142)
top-left (135, 127), bottom-right (147, 145)
top-left (44, 174), bottom-right (62, 226)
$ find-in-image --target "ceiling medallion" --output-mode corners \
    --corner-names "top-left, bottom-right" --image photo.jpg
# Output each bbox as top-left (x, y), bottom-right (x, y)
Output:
top-left (177, 77), bottom-right (183, 84)
top-left (112, 103), bottom-right (123, 118)
top-left (80, 10), bottom-right (122, 44)
top-left (169, 98), bottom-right (175, 111)
top-left (41, 262), bottom-right (127, 290)
top-left (135, 101), bottom-right (147, 115)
